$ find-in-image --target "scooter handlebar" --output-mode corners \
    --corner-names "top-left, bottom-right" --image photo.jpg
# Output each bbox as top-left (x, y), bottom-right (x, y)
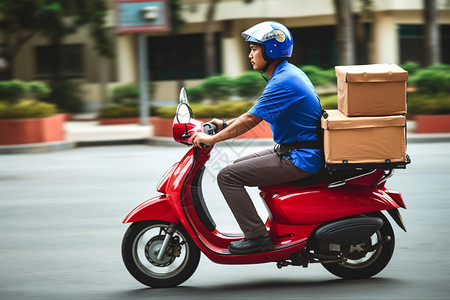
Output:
top-left (200, 122), bottom-right (218, 149)
top-left (203, 122), bottom-right (218, 135)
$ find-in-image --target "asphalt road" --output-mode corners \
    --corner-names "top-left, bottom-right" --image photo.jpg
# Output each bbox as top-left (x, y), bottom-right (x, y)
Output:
top-left (1, 141), bottom-right (449, 300)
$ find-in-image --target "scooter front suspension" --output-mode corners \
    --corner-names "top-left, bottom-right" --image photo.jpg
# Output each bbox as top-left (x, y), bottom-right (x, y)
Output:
top-left (157, 223), bottom-right (177, 261)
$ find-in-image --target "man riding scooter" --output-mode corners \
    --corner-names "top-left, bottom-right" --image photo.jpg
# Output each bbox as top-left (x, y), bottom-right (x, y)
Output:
top-left (191, 21), bottom-right (323, 254)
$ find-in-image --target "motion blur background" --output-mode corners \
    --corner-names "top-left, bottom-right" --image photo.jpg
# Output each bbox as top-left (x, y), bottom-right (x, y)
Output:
top-left (1, 0), bottom-right (449, 113)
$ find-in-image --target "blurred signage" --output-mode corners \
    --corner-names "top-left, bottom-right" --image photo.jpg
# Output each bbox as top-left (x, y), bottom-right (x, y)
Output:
top-left (116, 0), bottom-right (169, 33)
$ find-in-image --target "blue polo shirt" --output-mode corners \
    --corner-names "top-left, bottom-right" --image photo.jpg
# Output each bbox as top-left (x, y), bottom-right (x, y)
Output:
top-left (248, 60), bottom-right (323, 173)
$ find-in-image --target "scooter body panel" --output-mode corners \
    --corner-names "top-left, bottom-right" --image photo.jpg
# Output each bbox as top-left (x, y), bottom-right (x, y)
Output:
top-left (262, 185), bottom-right (400, 225)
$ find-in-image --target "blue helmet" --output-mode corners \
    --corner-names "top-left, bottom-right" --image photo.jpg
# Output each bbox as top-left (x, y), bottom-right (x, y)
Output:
top-left (242, 21), bottom-right (293, 60)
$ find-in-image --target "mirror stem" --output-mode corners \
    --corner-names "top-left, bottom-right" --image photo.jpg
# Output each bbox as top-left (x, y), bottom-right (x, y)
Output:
top-left (182, 124), bottom-right (191, 139)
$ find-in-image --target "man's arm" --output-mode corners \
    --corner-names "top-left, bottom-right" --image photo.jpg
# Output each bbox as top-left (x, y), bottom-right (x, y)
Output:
top-left (212, 113), bottom-right (262, 143)
top-left (191, 113), bottom-right (262, 147)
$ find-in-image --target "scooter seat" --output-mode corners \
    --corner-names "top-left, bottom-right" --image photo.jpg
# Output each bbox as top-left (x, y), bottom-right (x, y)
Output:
top-left (282, 168), bottom-right (374, 187)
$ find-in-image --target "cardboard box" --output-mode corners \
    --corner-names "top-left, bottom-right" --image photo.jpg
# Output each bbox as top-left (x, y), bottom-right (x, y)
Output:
top-left (321, 110), bottom-right (406, 164)
top-left (335, 64), bottom-right (408, 117)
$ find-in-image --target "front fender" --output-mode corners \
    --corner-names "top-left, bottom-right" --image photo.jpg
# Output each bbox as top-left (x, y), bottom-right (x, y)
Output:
top-left (122, 195), bottom-right (180, 224)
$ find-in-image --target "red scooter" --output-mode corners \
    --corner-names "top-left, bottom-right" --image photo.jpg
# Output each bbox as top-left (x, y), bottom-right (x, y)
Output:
top-left (122, 88), bottom-right (409, 288)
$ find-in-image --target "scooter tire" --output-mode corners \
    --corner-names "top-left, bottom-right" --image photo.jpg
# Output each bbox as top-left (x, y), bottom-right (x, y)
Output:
top-left (321, 212), bottom-right (395, 279)
top-left (122, 220), bottom-right (200, 288)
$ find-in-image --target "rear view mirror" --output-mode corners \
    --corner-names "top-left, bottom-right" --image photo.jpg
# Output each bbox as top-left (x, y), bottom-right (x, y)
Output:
top-left (176, 103), bottom-right (192, 124)
top-left (179, 87), bottom-right (189, 105)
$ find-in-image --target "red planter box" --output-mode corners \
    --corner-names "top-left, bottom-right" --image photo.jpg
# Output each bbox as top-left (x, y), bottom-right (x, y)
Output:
top-left (150, 117), bottom-right (273, 139)
top-left (415, 115), bottom-right (450, 133)
top-left (0, 114), bottom-right (65, 145)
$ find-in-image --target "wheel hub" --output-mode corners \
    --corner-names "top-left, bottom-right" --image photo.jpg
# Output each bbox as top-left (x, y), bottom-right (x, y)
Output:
top-left (347, 242), bottom-right (370, 260)
top-left (145, 236), bottom-right (175, 267)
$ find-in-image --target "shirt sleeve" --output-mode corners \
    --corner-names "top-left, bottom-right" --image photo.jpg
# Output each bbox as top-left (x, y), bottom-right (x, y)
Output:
top-left (248, 82), bottom-right (292, 123)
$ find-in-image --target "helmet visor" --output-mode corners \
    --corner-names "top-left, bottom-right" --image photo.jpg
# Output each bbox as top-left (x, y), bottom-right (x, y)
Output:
top-left (242, 22), bottom-right (278, 42)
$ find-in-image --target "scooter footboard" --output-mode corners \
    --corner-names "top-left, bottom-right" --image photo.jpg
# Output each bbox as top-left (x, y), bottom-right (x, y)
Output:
top-left (123, 195), bottom-right (180, 224)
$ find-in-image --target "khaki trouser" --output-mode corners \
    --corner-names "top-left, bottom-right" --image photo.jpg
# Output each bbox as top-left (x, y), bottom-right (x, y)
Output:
top-left (217, 148), bottom-right (311, 239)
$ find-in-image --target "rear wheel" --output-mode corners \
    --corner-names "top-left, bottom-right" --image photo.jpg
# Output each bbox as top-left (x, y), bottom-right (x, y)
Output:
top-left (321, 212), bottom-right (395, 279)
top-left (122, 221), bottom-right (200, 288)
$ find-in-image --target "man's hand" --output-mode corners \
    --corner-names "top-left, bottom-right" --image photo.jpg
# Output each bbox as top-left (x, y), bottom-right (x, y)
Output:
top-left (191, 132), bottom-right (215, 148)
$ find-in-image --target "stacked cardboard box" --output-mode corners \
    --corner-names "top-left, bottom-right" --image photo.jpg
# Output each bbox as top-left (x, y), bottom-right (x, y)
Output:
top-left (322, 64), bottom-right (408, 167)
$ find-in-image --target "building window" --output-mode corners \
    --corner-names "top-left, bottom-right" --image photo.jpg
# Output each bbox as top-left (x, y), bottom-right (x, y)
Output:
top-left (399, 25), bottom-right (424, 65)
top-left (289, 26), bottom-right (337, 69)
top-left (147, 33), bottom-right (222, 80)
top-left (34, 44), bottom-right (84, 79)
top-left (442, 25), bottom-right (450, 64)
top-left (399, 25), bottom-right (450, 65)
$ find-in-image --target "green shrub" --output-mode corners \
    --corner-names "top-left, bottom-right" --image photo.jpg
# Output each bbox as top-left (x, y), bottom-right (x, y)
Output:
top-left (97, 104), bottom-right (161, 118)
top-left (408, 92), bottom-right (450, 115)
top-left (400, 62), bottom-right (420, 75)
top-left (319, 94), bottom-right (338, 110)
top-left (232, 71), bottom-right (266, 99)
top-left (111, 83), bottom-right (139, 104)
top-left (445, 72), bottom-right (450, 94)
top-left (110, 82), bottom-right (155, 104)
top-left (423, 64), bottom-right (450, 72)
top-left (299, 65), bottom-right (335, 86)
top-left (186, 86), bottom-right (204, 103)
top-left (44, 80), bottom-right (83, 113)
top-left (151, 106), bottom-right (175, 118)
top-left (216, 101), bottom-right (253, 118)
top-left (27, 81), bottom-right (51, 100)
top-left (0, 80), bottom-right (28, 103)
top-left (0, 100), bottom-right (57, 119)
top-left (202, 74), bottom-right (233, 102)
top-left (144, 101), bottom-right (254, 119)
top-left (411, 69), bottom-right (446, 94)
top-left (0, 80), bottom-right (52, 104)
top-left (409, 64), bottom-right (450, 94)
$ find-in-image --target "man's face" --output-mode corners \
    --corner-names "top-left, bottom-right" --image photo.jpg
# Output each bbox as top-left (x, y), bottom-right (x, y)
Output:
top-left (248, 43), bottom-right (266, 71)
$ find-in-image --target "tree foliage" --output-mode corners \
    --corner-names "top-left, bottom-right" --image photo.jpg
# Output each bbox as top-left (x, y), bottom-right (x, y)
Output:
top-left (0, 0), bottom-right (112, 79)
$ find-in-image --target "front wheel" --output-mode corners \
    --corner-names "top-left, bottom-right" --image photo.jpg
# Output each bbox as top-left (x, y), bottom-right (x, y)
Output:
top-left (321, 212), bottom-right (395, 279)
top-left (122, 221), bottom-right (200, 288)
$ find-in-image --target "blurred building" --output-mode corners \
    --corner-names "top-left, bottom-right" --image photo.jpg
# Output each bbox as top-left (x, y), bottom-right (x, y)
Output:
top-left (3, 0), bottom-right (450, 111)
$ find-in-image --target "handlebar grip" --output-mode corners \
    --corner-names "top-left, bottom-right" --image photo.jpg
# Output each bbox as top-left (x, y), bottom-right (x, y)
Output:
top-left (198, 122), bottom-right (218, 149)
top-left (203, 122), bottom-right (218, 135)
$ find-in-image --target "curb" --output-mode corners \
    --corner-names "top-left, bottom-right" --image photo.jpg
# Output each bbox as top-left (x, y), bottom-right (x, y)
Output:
top-left (76, 138), bottom-right (148, 147)
top-left (0, 141), bottom-right (76, 155)
top-left (407, 134), bottom-right (450, 144)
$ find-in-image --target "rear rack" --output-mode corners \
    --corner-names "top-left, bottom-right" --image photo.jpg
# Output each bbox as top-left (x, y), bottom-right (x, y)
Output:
top-left (327, 170), bottom-right (376, 188)
top-left (325, 154), bottom-right (411, 171)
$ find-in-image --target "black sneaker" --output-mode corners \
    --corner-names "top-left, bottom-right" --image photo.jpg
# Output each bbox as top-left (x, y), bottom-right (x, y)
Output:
top-left (228, 235), bottom-right (274, 254)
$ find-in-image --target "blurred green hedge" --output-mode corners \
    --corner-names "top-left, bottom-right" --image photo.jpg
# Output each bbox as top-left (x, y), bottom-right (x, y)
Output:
top-left (97, 104), bottom-right (141, 118)
top-left (0, 80), bottom-right (50, 103)
top-left (101, 63), bottom-right (450, 119)
top-left (173, 101), bottom-right (253, 118)
top-left (408, 64), bottom-right (450, 95)
top-left (0, 100), bottom-right (57, 120)
top-left (0, 80), bottom-right (58, 119)
top-left (408, 93), bottom-right (450, 115)
top-left (0, 79), bottom-right (84, 114)
top-left (110, 82), bottom-right (156, 104)
top-left (186, 66), bottom-right (336, 102)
